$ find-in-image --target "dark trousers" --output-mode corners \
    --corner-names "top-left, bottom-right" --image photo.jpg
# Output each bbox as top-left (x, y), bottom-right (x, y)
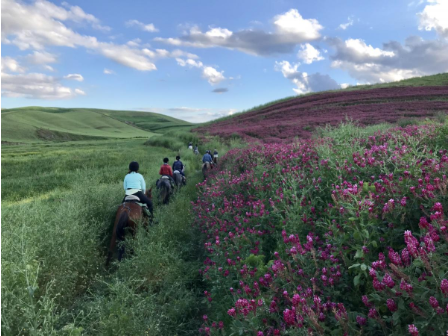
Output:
top-left (123, 191), bottom-right (153, 215)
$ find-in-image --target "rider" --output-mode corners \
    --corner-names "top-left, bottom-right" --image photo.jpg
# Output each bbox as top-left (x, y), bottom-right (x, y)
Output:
top-left (123, 161), bottom-right (153, 215)
top-left (213, 149), bottom-right (218, 164)
top-left (202, 150), bottom-right (213, 168)
top-left (158, 157), bottom-right (175, 188)
top-left (194, 144), bottom-right (199, 155)
top-left (172, 155), bottom-right (186, 183)
top-left (188, 142), bottom-right (193, 150)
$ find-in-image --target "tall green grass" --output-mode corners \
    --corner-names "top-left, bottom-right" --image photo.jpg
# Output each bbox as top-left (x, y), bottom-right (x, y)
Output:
top-left (1, 132), bottom-right (237, 335)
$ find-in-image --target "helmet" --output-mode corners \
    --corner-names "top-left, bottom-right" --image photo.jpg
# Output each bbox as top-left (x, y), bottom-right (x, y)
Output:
top-left (129, 161), bottom-right (139, 172)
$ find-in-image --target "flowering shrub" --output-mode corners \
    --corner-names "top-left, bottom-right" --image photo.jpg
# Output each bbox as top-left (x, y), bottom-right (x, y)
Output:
top-left (195, 87), bottom-right (448, 142)
top-left (193, 124), bottom-right (448, 335)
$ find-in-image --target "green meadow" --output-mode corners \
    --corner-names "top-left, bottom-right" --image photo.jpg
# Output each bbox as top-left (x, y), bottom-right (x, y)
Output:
top-left (1, 136), bottom-right (224, 335)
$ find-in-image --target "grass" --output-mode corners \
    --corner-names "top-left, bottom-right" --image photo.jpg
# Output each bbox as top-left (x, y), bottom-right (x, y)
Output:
top-left (1, 107), bottom-right (193, 143)
top-left (1, 131), bottom-right (236, 335)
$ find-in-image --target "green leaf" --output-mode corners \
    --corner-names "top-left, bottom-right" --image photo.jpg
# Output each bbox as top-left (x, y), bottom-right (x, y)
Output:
top-left (361, 264), bottom-right (367, 271)
top-left (363, 229), bottom-right (369, 239)
top-left (371, 240), bottom-right (378, 248)
top-left (349, 263), bottom-right (360, 269)
top-left (354, 274), bottom-right (361, 286)
top-left (354, 250), bottom-right (364, 259)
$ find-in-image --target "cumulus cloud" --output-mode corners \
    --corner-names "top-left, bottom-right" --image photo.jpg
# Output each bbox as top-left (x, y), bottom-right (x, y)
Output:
top-left (202, 66), bottom-right (225, 85)
top-left (126, 38), bottom-right (141, 47)
top-left (2, 71), bottom-right (85, 99)
top-left (328, 36), bottom-right (448, 83)
top-left (64, 73), bottom-right (84, 81)
top-left (104, 68), bottom-right (114, 74)
top-left (275, 60), bottom-right (340, 94)
top-left (297, 43), bottom-right (324, 64)
top-left (176, 58), bottom-right (226, 85)
top-left (155, 9), bottom-right (323, 56)
top-left (212, 88), bottom-right (228, 93)
top-left (339, 17), bottom-right (354, 30)
top-left (418, 0), bottom-right (448, 38)
top-left (125, 19), bottom-right (158, 32)
top-left (176, 58), bottom-right (203, 68)
top-left (1, 56), bottom-right (25, 73)
top-left (1, 0), bottom-right (195, 73)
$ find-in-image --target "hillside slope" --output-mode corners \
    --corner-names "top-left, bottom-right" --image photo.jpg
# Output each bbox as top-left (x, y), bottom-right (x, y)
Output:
top-left (1, 107), bottom-right (191, 143)
top-left (196, 73), bottom-right (448, 142)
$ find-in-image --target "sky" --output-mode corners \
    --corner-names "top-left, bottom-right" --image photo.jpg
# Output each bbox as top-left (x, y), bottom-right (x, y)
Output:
top-left (1, 0), bottom-right (448, 122)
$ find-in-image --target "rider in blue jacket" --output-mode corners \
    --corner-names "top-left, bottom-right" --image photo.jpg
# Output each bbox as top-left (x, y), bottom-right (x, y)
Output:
top-left (202, 151), bottom-right (213, 164)
top-left (173, 156), bottom-right (185, 177)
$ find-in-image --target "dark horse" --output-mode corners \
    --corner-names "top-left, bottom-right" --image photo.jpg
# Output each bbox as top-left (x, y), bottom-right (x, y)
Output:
top-left (173, 171), bottom-right (183, 190)
top-left (202, 162), bottom-right (212, 180)
top-left (157, 178), bottom-right (171, 204)
top-left (106, 188), bottom-right (152, 266)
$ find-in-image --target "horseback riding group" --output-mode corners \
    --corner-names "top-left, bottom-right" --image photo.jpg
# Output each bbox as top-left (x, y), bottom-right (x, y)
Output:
top-left (107, 143), bottom-right (219, 264)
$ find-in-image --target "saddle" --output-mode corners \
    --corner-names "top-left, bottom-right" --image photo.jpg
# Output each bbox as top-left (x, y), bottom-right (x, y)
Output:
top-left (161, 175), bottom-right (170, 179)
top-left (124, 194), bottom-right (140, 202)
top-left (123, 194), bottom-right (148, 209)
top-left (174, 170), bottom-right (181, 174)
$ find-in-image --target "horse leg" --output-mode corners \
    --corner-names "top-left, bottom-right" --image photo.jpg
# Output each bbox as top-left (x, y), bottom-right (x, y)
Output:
top-left (116, 211), bottom-right (129, 261)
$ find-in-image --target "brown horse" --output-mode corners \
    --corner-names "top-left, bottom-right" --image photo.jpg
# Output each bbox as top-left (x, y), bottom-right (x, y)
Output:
top-left (106, 189), bottom-right (152, 266)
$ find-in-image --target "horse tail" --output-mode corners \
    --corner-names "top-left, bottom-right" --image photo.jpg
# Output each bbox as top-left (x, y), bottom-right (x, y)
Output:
top-left (116, 211), bottom-right (129, 241)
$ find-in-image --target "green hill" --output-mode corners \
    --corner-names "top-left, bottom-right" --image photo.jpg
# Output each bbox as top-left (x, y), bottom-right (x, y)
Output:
top-left (1, 107), bottom-right (193, 143)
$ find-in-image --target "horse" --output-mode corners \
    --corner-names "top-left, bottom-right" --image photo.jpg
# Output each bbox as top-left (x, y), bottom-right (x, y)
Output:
top-left (213, 155), bottom-right (218, 165)
top-left (106, 188), bottom-right (152, 266)
top-left (157, 177), bottom-right (171, 204)
top-left (173, 171), bottom-right (184, 190)
top-left (202, 161), bottom-right (212, 179)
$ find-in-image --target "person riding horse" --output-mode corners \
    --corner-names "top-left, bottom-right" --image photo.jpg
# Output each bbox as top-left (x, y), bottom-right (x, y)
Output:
top-left (157, 157), bottom-right (175, 189)
top-left (194, 144), bottom-right (199, 155)
top-left (123, 161), bottom-right (153, 216)
top-left (172, 155), bottom-right (186, 184)
top-left (202, 150), bottom-right (213, 167)
top-left (188, 142), bottom-right (193, 150)
top-left (213, 149), bottom-right (218, 165)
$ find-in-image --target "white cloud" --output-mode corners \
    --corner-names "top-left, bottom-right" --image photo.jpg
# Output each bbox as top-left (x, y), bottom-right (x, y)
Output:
top-left (175, 58), bottom-right (226, 85)
top-left (135, 107), bottom-right (236, 122)
top-left (202, 66), bottom-right (225, 85)
top-left (328, 36), bottom-right (448, 83)
top-left (126, 38), bottom-right (141, 47)
top-left (340, 83), bottom-right (350, 89)
top-left (2, 0), bottom-right (195, 72)
top-left (64, 74), bottom-right (84, 81)
top-left (155, 9), bottom-right (323, 56)
top-left (297, 43), bottom-right (324, 64)
top-left (275, 60), bottom-right (340, 94)
top-left (2, 71), bottom-right (85, 99)
top-left (1, 57), bottom-right (25, 73)
top-left (125, 19), bottom-right (158, 32)
top-left (25, 51), bottom-right (58, 65)
top-left (339, 17), bottom-right (354, 30)
top-left (418, 0), bottom-right (448, 38)
top-left (104, 68), bottom-right (114, 74)
top-left (176, 58), bottom-right (204, 68)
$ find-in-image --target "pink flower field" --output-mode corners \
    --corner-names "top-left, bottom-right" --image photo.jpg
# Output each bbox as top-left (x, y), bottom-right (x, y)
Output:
top-left (196, 86), bottom-right (448, 142)
top-left (193, 123), bottom-right (448, 335)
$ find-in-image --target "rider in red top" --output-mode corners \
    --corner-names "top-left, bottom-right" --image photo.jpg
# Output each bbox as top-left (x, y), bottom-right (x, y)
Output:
top-left (159, 157), bottom-right (173, 176)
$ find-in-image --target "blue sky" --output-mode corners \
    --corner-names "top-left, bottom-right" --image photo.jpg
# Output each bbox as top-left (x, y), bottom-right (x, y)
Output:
top-left (1, 0), bottom-right (447, 122)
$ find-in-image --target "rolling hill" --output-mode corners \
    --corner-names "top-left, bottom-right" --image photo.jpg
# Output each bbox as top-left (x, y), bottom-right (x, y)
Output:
top-left (195, 73), bottom-right (448, 142)
top-left (1, 107), bottom-right (193, 143)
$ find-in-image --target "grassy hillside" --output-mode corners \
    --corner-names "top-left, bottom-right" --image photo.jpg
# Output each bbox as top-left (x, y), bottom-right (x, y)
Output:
top-left (96, 109), bottom-right (193, 133)
top-left (1, 107), bottom-right (192, 143)
top-left (196, 73), bottom-right (448, 142)
top-left (201, 72), bottom-right (448, 127)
